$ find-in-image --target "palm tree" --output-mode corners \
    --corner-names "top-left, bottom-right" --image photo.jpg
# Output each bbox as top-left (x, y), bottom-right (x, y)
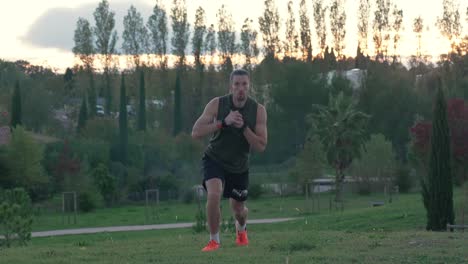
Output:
top-left (307, 92), bottom-right (370, 204)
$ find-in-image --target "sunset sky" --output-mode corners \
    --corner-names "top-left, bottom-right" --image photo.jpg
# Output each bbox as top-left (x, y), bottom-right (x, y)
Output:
top-left (0, 0), bottom-right (466, 73)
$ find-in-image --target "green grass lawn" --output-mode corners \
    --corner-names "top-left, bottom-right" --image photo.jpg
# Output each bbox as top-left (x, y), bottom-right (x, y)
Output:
top-left (32, 189), bottom-right (468, 232)
top-left (32, 196), bottom-right (314, 231)
top-left (2, 223), bottom-right (467, 264)
top-left (31, 191), bottom-right (400, 231)
top-left (2, 190), bottom-right (468, 263)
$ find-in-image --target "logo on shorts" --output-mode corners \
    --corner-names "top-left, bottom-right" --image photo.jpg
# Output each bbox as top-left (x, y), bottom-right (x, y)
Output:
top-left (232, 189), bottom-right (248, 199)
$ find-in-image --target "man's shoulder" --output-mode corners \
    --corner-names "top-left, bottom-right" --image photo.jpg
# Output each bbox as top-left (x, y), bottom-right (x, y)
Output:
top-left (209, 94), bottom-right (228, 105)
top-left (247, 96), bottom-right (259, 105)
top-left (207, 97), bottom-right (220, 105)
top-left (257, 103), bottom-right (265, 111)
top-left (247, 97), bottom-right (265, 110)
top-left (255, 103), bottom-right (266, 120)
top-left (206, 97), bottom-right (221, 114)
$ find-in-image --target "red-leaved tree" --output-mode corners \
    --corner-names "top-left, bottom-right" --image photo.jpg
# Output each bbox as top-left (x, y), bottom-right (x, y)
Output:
top-left (54, 140), bottom-right (81, 190)
top-left (410, 98), bottom-right (468, 184)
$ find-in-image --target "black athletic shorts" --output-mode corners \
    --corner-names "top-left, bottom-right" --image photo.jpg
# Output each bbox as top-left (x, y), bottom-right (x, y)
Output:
top-left (201, 154), bottom-right (249, 202)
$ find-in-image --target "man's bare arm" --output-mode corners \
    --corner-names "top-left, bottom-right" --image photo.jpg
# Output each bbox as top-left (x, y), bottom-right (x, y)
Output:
top-left (191, 98), bottom-right (220, 139)
top-left (243, 104), bottom-right (268, 152)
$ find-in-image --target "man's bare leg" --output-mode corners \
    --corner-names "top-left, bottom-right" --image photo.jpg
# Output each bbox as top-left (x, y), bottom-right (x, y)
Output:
top-left (205, 178), bottom-right (223, 242)
top-left (230, 198), bottom-right (248, 230)
top-left (230, 198), bottom-right (249, 246)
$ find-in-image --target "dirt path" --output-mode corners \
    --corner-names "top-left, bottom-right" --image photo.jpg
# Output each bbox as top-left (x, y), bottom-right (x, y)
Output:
top-left (30, 217), bottom-right (298, 238)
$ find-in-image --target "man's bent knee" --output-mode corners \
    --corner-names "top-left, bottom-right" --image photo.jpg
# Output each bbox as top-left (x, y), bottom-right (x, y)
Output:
top-left (207, 192), bottom-right (222, 202)
top-left (230, 199), bottom-right (247, 214)
top-left (205, 178), bottom-right (223, 197)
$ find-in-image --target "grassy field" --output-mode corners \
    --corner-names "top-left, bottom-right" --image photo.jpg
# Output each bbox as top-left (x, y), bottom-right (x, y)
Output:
top-left (2, 222), bottom-right (467, 264)
top-left (2, 190), bottom-right (468, 263)
top-left (32, 191), bottom-right (403, 231)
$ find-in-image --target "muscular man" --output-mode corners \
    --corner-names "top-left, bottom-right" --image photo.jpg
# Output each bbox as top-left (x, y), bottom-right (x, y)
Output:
top-left (191, 69), bottom-right (268, 252)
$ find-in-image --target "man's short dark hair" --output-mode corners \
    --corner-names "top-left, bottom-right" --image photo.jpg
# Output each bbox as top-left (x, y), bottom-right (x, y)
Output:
top-left (230, 69), bottom-right (250, 83)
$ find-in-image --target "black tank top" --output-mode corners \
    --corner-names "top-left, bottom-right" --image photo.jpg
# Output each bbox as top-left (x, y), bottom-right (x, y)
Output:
top-left (205, 94), bottom-right (258, 173)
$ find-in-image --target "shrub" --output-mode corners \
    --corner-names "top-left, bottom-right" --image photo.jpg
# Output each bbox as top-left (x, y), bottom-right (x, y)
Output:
top-left (182, 189), bottom-right (195, 204)
top-left (92, 164), bottom-right (116, 207)
top-left (192, 206), bottom-right (206, 233)
top-left (78, 191), bottom-right (98, 213)
top-left (394, 163), bottom-right (413, 193)
top-left (249, 184), bottom-right (263, 200)
top-left (0, 188), bottom-right (33, 247)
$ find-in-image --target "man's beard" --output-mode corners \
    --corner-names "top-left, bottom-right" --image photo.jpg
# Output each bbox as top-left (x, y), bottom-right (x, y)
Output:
top-left (237, 94), bottom-right (246, 102)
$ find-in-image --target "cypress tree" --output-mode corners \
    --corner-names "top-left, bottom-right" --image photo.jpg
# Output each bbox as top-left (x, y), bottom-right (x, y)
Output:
top-left (88, 72), bottom-right (97, 117)
top-left (105, 72), bottom-right (112, 115)
top-left (137, 70), bottom-right (146, 131)
top-left (77, 96), bottom-right (88, 134)
top-left (119, 73), bottom-right (128, 164)
top-left (10, 80), bottom-right (22, 128)
top-left (173, 71), bottom-right (182, 136)
top-left (423, 80), bottom-right (454, 231)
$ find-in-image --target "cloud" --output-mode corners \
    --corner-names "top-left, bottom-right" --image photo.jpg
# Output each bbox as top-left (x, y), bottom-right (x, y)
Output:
top-left (21, 1), bottom-right (153, 52)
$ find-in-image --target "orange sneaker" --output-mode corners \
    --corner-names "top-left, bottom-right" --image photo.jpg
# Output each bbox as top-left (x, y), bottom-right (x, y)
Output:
top-left (201, 240), bottom-right (220, 252)
top-left (236, 230), bottom-right (249, 246)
